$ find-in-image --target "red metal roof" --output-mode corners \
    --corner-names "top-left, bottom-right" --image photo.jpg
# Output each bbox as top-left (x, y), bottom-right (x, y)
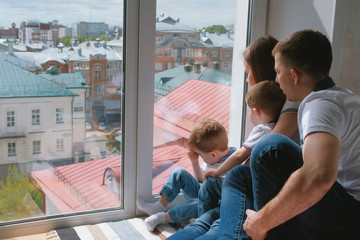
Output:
top-left (31, 156), bottom-right (121, 213)
top-left (31, 79), bottom-right (231, 211)
top-left (154, 79), bottom-right (231, 139)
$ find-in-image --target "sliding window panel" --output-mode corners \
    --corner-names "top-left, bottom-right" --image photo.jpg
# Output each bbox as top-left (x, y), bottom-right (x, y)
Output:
top-left (148, 0), bottom-right (251, 200)
top-left (0, 0), bottom-right (141, 237)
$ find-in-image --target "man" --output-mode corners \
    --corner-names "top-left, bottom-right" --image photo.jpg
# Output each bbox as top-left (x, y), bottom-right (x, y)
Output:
top-left (243, 30), bottom-right (360, 240)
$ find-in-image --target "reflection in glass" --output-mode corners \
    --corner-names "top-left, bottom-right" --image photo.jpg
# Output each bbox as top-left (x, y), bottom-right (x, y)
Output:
top-left (0, 0), bottom-right (123, 222)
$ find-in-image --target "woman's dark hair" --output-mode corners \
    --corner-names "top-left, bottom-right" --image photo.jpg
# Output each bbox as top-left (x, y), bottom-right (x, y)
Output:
top-left (243, 35), bottom-right (278, 83)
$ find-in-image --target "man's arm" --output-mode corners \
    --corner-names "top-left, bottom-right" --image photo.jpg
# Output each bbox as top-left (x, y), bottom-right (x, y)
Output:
top-left (244, 132), bottom-right (340, 240)
top-left (204, 146), bottom-right (251, 178)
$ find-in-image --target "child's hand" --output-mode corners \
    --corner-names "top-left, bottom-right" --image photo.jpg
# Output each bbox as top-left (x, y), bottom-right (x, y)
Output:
top-left (204, 169), bottom-right (219, 178)
top-left (187, 149), bottom-right (199, 163)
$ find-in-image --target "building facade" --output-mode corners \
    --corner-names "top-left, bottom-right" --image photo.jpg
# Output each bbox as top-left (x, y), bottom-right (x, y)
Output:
top-left (72, 21), bottom-right (109, 38)
top-left (155, 15), bottom-right (234, 74)
top-left (0, 59), bottom-right (82, 164)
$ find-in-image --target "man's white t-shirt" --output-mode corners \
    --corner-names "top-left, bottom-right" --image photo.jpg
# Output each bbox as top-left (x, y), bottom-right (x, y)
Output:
top-left (298, 86), bottom-right (360, 201)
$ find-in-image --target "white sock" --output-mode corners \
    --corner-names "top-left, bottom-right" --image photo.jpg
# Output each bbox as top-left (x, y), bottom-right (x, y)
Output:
top-left (144, 212), bottom-right (166, 232)
top-left (137, 199), bottom-right (166, 216)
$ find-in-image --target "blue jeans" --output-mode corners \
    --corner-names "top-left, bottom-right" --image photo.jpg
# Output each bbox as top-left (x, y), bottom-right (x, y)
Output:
top-left (198, 177), bottom-right (222, 215)
top-left (218, 165), bottom-right (253, 240)
top-left (160, 167), bottom-right (200, 223)
top-left (167, 207), bottom-right (220, 240)
top-left (219, 133), bottom-right (360, 239)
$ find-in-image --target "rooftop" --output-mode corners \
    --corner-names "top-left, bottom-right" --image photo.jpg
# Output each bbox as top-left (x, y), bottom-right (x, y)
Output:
top-left (0, 59), bottom-right (77, 98)
top-left (40, 72), bottom-right (90, 89)
top-left (155, 65), bottom-right (231, 98)
top-left (30, 78), bottom-right (231, 209)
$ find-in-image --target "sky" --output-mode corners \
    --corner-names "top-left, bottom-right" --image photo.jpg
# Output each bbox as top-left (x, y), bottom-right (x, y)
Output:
top-left (0, 0), bottom-right (236, 30)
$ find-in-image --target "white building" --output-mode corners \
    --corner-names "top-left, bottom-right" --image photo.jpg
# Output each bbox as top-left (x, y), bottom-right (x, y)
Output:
top-left (0, 59), bottom-right (86, 164)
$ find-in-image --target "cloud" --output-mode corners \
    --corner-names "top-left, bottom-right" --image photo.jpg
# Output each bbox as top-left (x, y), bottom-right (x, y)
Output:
top-left (0, 0), bottom-right (124, 27)
top-left (156, 0), bottom-right (236, 28)
top-left (0, 0), bottom-right (235, 29)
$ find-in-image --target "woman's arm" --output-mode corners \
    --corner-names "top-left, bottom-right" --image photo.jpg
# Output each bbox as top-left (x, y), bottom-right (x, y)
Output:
top-left (272, 112), bottom-right (298, 138)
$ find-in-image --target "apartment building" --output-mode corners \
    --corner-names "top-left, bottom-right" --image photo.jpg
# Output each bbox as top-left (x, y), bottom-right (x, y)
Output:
top-left (18, 20), bottom-right (61, 48)
top-left (0, 59), bottom-right (80, 163)
top-left (3, 39), bottom-right (123, 124)
top-left (155, 14), bottom-right (234, 74)
top-left (0, 23), bottom-right (18, 39)
top-left (72, 21), bottom-right (109, 37)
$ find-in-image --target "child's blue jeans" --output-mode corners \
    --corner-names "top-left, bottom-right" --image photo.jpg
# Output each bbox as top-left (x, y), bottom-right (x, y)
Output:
top-left (160, 167), bottom-right (200, 223)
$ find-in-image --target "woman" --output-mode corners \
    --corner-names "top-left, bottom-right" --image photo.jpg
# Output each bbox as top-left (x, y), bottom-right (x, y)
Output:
top-left (167, 35), bottom-right (299, 240)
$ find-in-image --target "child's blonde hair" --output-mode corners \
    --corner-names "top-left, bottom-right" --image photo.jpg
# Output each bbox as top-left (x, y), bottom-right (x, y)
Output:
top-left (188, 119), bottom-right (228, 153)
top-left (246, 80), bottom-right (286, 121)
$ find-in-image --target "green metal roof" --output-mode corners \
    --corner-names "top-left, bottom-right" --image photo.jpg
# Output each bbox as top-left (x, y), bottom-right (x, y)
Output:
top-left (0, 59), bottom-right (78, 98)
top-left (40, 72), bottom-right (90, 89)
top-left (154, 65), bottom-right (231, 97)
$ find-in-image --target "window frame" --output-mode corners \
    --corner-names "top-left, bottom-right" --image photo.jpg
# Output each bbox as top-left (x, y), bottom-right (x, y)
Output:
top-left (56, 108), bottom-right (64, 123)
top-left (6, 110), bottom-right (15, 127)
top-left (56, 139), bottom-right (65, 152)
top-left (8, 142), bottom-right (16, 156)
top-left (32, 140), bottom-right (41, 154)
top-left (0, 0), bottom-right (265, 237)
top-left (31, 108), bottom-right (41, 126)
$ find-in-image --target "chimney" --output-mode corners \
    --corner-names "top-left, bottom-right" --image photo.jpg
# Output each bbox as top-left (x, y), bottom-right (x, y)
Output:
top-left (194, 62), bottom-right (201, 73)
top-left (184, 64), bottom-right (193, 72)
top-left (8, 41), bottom-right (14, 54)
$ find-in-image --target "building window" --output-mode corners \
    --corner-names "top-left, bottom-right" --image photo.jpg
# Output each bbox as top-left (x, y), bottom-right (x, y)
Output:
top-left (164, 49), bottom-right (171, 57)
top-left (155, 62), bottom-right (163, 71)
top-left (155, 49), bottom-right (163, 57)
top-left (204, 51), bottom-right (210, 57)
top-left (194, 49), bottom-right (202, 57)
top-left (223, 62), bottom-right (229, 69)
top-left (185, 49), bottom-right (193, 57)
top-left (164, 62), bottom-right (172, 70)
top-left (56, 108), bottom-right (64, 123)
top-left (156, 36), bottom-right (163, 43)
top-left (32, 109), bottom-right (40, 125)
top-left (95, 66), bottom-right (102, 79)
top-left (33, 140), bottom-right (41, 154)
top-left (224, 51), bottom-right (230, 57)
top-left (212, 51), bottom-right (218, 57)
top-left (7, 111), bottom-right (15, 127)
top-left (8, 142), bottom-right (16, 156)
top-left (95, 84), bottom-right (101, 93)
top-left (56, 139), bottom-right (64, 152)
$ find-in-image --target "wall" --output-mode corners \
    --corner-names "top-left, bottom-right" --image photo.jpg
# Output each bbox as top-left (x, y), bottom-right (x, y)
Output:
top-left (266, 0), bottom-right (360, 94)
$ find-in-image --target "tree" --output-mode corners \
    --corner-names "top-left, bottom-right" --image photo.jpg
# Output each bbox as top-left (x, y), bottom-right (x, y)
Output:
top-left (202, 25), bottom-right (227, 34)
top-left (0, 165), bottom-right (43, 221)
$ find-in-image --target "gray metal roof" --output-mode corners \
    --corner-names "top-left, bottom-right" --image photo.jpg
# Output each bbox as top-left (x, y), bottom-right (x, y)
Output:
top-left (0, 59), bottom-right (78, 98)
top-left (201, 32), bottom-right (234, 48)
top-left (10, 41), bottom-right (122, 68)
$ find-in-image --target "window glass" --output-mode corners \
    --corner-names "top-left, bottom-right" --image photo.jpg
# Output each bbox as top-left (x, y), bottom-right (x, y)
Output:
top-left (56, 108), bottom-right (64, 123)
top-left (32, 109), bottom-right (41, 125)
top-left (153, 0), bottom-right (237, 194)
top-left (8, 142), bottom-right (16, 156)
top-left (0, 0), bottom-right (124, 224)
